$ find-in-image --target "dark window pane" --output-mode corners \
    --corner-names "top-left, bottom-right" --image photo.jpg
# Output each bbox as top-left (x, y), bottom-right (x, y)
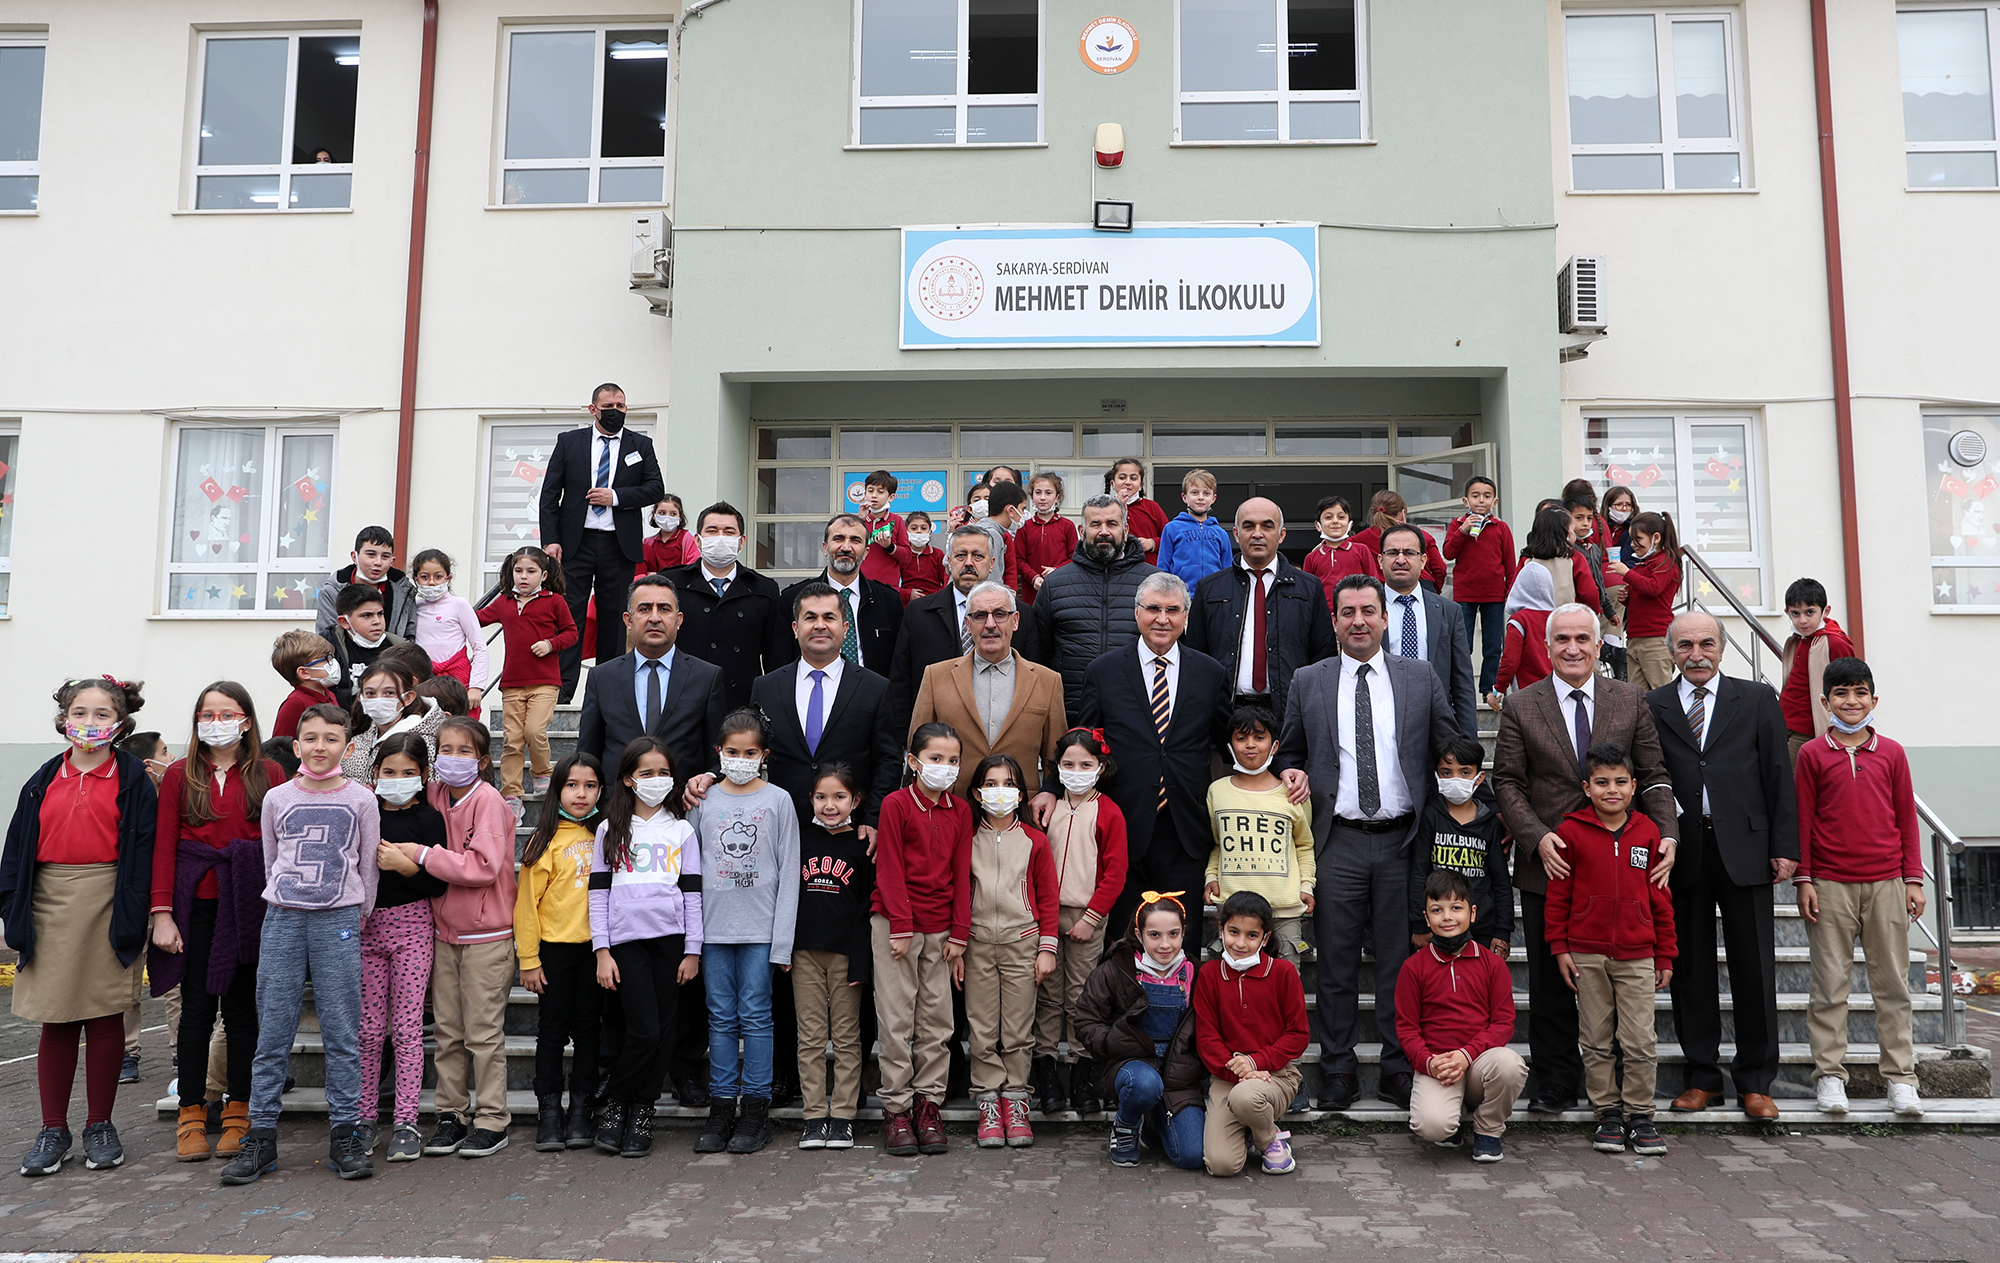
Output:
top-left (758, 427), bottom-right (833, 460)
top-left (969, 0), bottom-right (1038, 95)
top-left (1287, 0), bottom-right (1356, 92)
top-left (603, 30), bottom-right (670, 158)
top-left (294, 37), bottom-right (360, 163)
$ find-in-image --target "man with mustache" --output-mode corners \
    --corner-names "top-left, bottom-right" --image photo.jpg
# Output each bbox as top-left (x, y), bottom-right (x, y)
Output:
top-left (1029, 494), bottom-right (1160, 717)
top-left (780, 514), bottom-right (903, 676)
top-left (1644, 611), bottom-right (1797, 1120)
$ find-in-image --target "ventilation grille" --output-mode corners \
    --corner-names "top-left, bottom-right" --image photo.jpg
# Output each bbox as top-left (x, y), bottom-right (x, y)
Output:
top-left (1559, 255), bottom-right (1605, 333)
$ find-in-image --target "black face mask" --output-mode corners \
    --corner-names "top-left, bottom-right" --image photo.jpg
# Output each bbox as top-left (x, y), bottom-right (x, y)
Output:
top-left (597, 407), bottom-right (626, 433)
top-left (1430, 927), bottom-right (1471, 955)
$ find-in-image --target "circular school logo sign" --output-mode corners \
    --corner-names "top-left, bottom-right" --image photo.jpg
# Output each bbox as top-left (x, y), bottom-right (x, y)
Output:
top-left (918, 256), bottom-right (984, 320)
top-left (1080, 17), bottom-right (1139, 74)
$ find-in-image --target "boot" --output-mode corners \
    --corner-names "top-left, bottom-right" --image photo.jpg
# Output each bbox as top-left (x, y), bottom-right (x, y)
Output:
top-left (215, 1101), bottom-right (252, 1158)
top-left (534, 1093), bottom-right (565, 1152)
top-left (564, 1095), bottom-right (595, 1149)
top-left (727, 1096), bottom-right (772, 1154)
top-left (1070, 1059), bottom-right (1102, 1115)
top-left (218, 1127), bottom-right (278, 1186)
top-left (176, 1104), bottom-right (212, 1162)
top-left (594, 1101), bottom-right (628, 1155)
top-left (328, 1121), bottom-right (374, 1180)
top-left (695, 1098), bottom-right (738, 1154)
top-left (1032, 1056), bottom-right (1063, 1117)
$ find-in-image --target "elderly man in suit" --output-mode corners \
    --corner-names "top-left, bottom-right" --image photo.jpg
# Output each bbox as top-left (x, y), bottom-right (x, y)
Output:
top-left (1183, 496), bottom-right (1336, 722)
top-left (1274, 573), bottom-right (1459, 1111)
top-left (1491, 602), bottom-right (1681, 1114)
top-left (1646, 611), bottom-right (1798, 1120)
top-left (910, 580), bottom-right (1066, 811)
top-left (1379, 522), bottom-right (1477, 736)
top-left (889, 526), bottom-right (1039, 733)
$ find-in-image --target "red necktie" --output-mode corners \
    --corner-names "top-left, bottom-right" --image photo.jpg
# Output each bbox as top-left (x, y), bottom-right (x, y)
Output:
top-left (1250, 568), bottom-right (1269, 693)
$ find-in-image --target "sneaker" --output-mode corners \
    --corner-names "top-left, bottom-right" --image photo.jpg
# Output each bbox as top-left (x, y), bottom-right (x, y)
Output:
top-left (595, 1102), bottom-right (629, 1155)
top-left (458, 1127), bottom-right (509, 1158)
top-left (882, 1110), bottom-right (919, 1157)
top-left (825, 1118), bottom-right (855, 1150)
top-left (913, 1096), bottom-right (949, 1155)
top-left (361, 1122), bottom-right (382, 1152)
top-left (727, 1096), bottom-right (772, 1154)
top-left (1889, 1083), bottom-right (1925, 1118)
top-left (506, 796), bottom-right (525, 824)
top-left (386, 1125), bottom-right (422, 1162)
top-left (1002, 1095), bottom-right (1034, 1148)
top-left (976, 1095), bottom-right (1005, 1148)
top-left (695, 1098), bottom-right (737, 1154)
top-left (621, 1106), bottom-right (654, 1158)
top-left (799, 1118), bottom-right (829, 1150)
top-left (119, 1053), bottom-right (141, 1083)
top-left (328, 1122), bottom-right (374, 1180)
top-left (1260, 1130), bottom-right (1297, 1175)
top-left (20, 1127), bottom-right (72, 1177)
top-left (1433, 1120), bottom-right (1471, 1149)
top-left (529, 774), bottom-right (551, 796)
top-left (1816, 1076), bottom-right (1850, 1115)
top-left (1628, 1116), bottom-right (1666, 1157)
top-left (1472, 1134), bottom-right (1505, 1163)
top-left (424, 1115), bottom-right (469, 1155)
top-left (81, 1121), bottom-right (124, 1170)
top-left (1592, 1112), bottom-right (1627, 1153)
top-left (1109, 1121), bottom-right (1141, 1167)
top-left (219, 1128), bottom-right (278, 1185)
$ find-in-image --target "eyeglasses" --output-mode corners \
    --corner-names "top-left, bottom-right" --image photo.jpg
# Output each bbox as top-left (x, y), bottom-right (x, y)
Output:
top-left (1381, 548), bottom-right (1424, 559)
top-left (196, 711), bottom-right (246, 724)
top-left (1138, 603), bottom-right (1186, 616)
top-left (965, 610), bottom-right (1014, 624)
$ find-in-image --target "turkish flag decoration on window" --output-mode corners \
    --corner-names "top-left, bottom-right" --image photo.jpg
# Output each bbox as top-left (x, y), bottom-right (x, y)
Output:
top-left (1973, 474), bottom-right (1999, 501)
top-left (514, 461), bottom-right (544, 484)
top-left (199, 476), bottom-right (224, 502)
top-left (1941, 473), bottom-right (1971, 498)
top-left (1704, 456), bottom-right (1730, 482)
top-left (1636, 464), bottom-right (1663, 488)
top-left (293, 475), bottom-right (317, 502)
top-left (1606, 464), bottom-right (1632, 486)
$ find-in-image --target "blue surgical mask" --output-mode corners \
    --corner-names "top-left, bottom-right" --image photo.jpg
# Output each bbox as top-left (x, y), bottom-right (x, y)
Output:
top-left (1828, 713), bottom-right (1871, 735)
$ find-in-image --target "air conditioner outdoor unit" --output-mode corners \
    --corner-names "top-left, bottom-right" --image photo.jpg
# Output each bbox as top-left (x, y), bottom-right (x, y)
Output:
top-left (1558, 254), bottom-right (1605, 333)
top-left (629, 211), bottom-right (673, 316)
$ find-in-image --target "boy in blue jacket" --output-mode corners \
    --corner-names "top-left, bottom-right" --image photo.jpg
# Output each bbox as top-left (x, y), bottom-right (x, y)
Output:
top-left (1157, 469), bottom-right (1233, 587)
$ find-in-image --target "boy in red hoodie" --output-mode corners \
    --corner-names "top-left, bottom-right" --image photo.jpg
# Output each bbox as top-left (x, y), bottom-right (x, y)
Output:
top-left (1442, 476), bottom-right (1517, 697)
top-left (1779, 577), bottom-right (1856, 764)
top-left (1192, 891), bottom-right (1310, 1177)
top-left (1548, 743), bottom-right (1675, 1158)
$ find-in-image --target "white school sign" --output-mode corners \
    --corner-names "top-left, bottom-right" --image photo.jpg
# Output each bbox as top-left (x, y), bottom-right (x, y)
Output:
top-left (900, 223), bottom-right (1321, 349)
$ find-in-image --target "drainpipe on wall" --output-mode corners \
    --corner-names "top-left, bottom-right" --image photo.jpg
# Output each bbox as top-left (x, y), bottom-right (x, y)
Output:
top-left (391, 0), bottom-right (440, 550)
top-left (1808, 0), bottom-right (1865, 655)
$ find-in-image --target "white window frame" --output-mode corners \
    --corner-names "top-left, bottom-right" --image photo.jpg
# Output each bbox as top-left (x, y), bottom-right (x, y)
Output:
top-left (497, 24), bottom-right (673, 207)
top-left (0, 37), bottom-right (46, 213)
top-left (1924, 411), bottom-right (2000, 613)
top-left (190, 30), bottom-right (358, 212)
top-left (850, 0), bottom-right (1046, 148)
top-left (479, 417), bottom-right (657, 592)
top-left (1563, 8), bottom-right (1747, 192)
top-left (159, 423), bottom-right (338, 617)
top-left (1172, 0), bottom-right (1370, 145)
top-left (0, 421), bottom-right (17, 616)
top-left (1898, 3), bottom-right (2000, 190)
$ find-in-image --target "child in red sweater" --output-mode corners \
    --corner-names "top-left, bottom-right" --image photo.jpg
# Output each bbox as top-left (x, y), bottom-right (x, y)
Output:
top-left (871, 723), bottom-right (973, 1158)
top-left (1608, 511), bottom-right (1681, 691)
top-left (1192, 891), bottom-right (1310, 1177)
top-left (1106, 458), bottom-right (1167, 565)
top-left (897, 510), bottom-right (947, 605)
top-left (1442, 476), bottom-right (1518, 697)
top-left (1302, 495), bottom-right (1381, 614)
top-left (1396, 870), bottom-right (1525, 1163)
top-left (1014, 473), bottom-right (1078, 605)
top-left (1549, 743), bottom-right (1675, 1158)
top-left (1778, 577), bottom-right (1856, 762)
top-left (269, 629), bottom-right (341, 739)
top-left (1793, 658), bottom-right (1925, 1118)
top-left (475, 546), bottom-right (577, 805)
top-left (858, 471), bottom-right (912, 590)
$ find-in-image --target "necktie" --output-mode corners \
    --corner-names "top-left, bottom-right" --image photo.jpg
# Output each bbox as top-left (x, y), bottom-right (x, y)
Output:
top-left (1687, 685), bottom-right (1708, 748)
top-left (1397, 593), bottom-right (1419, 658)
top-left (805, 668), bottom-right (826, 755)
top-left (592, 438), bottom-right (612, 524)
top-left (1571, 688), bottom-right (1592, 775)
top-left (1151, 655), bottom-right (1172, 811)
top-left (711, 577), bottom-right (728, 599)
top-left (959, 599), bottom-right (973, 655)
top-left (643, 659), bottom-right (662, 731)
top-left (1250, 568), bottom-right (1269, 693)
top-left (1353, 663), bottom-right (1381, 817)
top-left (838, 588), bottom-right (860, 665)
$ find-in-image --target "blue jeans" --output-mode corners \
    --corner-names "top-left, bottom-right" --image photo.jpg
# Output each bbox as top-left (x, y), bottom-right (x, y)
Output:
top-left (251, 904), bottom-right (362, 1128)
top-left (704, 942), bottom-right (774, 1099)
top-left (1113, 1060), bottom-right (1205, 1170)
top-left (1460, 600), bottom-right (1505, 695)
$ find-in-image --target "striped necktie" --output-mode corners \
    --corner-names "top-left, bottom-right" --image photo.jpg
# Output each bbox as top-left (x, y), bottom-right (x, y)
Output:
top-left (1687, 685), bottom-right (1708, 748)
top-left (1151, 655), bottom-right (1171, 810)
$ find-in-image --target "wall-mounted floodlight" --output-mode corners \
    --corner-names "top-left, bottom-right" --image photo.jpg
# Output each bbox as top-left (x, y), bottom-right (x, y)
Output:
top-left (1093, 200), bottom-right (1133, 232)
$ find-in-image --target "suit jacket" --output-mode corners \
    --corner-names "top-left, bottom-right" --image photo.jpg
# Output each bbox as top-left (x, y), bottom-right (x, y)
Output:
top-left (778, 573), bottom-right (903, 677)
top-left (664, 562), bottom-right (793, 712)
top-left (909, 651), bottom-right (1068, 798)
top-left (1183, 556), bottom-right (1336, 723)
top-left (1491, 673), bottom-right (1680, 896)
top-left (577, 648), bottom-right (727, 786)
top-left (888, 586), bottom-right (1041, 733)
top-left (1384, 584), bottom-right (1478, 737)
top-left (537, 426), bottom-right (664, 563)
top-left (751, 660), bottom-right (904, 830)
top-left (1273, 651), bottom-right (1458, 852)
top-left (1646, 673), bottom-right (1799, 889)
top-left (1074, 643), bottom-right (1234, 864)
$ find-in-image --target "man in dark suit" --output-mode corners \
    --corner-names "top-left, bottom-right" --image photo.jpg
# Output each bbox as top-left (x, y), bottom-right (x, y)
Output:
top-left (778, 514), bottom-right (902, 676)
top-left (665, 501), bottom-right (792, 711)
top-left (1647, 611), bottom-right (1798, 1121)
top-left (1071, 572), bottom-right (1233, 940)
top-left (1490, 602), bottom-right (1681, 1113)
top-left (1273, 574), bottom-right (1459, 1111)
top-left (538, 383), bottom-right (664, 702)
top-left (576, 575), bottom-right (727, 790)
top-left (887, 525), bottom-right (1038, 733)
top-left (1380, 522), bottom-right (1478, 736)
top-left (1183, 496), bottom-right (1335, 722)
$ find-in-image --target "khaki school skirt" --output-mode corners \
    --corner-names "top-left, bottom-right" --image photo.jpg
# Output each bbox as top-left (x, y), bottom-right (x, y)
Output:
top-left (11, 863), bottom-right (142, 1025)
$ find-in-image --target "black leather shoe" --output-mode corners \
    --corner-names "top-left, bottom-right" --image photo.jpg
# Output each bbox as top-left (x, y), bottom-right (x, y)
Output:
top-left (1380, 1071), bottom-right (1414, 1110)
top-left (1529, 1086), bottom-right (1577, 1114)
top-left (677, 1075), bottom-right (711, 1108)
top-left (1069, 1060), bottom-right (1102, 1115)
top-left (1032, 1056), bottom-right (1063, 1116)
top-left (1318, 1073), bottom-right (1359, 1110)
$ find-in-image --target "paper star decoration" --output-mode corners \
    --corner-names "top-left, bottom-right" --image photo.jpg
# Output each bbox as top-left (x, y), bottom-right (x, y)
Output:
top-left (1938, 580), bottom-right (1953, 597)
top-left (205, 585), bottom-right (221, 599)
top-left (303, 509), bottom-right (319, 523)
top-left (278, 531), bottom-right (296, 550)
top-left (294, 578), bottom-right (314, 594)
top-left (1727, 478), bottom-right (1742, 492)
top-left (273, 586), bottom-right (289, 601)
top-left (1698, 533), bottom-right (1713, 547)
top-left (231, 584), bottom-right (247, 599)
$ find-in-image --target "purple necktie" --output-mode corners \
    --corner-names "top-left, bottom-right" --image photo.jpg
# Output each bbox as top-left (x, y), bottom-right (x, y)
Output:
top-left (805, 668), bottom-right (827, 755)
top-left (1570, 688), bottom-right (1592, 774)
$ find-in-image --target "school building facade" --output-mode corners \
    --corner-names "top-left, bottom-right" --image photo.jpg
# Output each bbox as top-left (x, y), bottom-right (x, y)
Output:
top-left (0, 1), bottom-right (1994, 906)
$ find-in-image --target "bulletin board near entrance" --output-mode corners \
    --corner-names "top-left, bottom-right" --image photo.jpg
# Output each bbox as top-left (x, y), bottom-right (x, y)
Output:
top-left (901, 223), bottom-right (1320, 349)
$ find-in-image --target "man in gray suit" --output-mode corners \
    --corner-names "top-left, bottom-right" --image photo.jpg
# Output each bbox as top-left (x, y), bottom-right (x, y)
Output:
top-left (1274, 574), bottom-right (1459, 1111)
top-left (1380, 522), bottom-right (1477, 735)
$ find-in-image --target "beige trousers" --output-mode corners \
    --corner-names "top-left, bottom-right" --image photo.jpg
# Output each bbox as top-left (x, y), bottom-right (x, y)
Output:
top-left (1033, 906), bottom-right (1100, 1059)
top-left (792, 949), bottom-right (864, 1119)
top-left (1788, 731), bottom-right (1811, 766)
top-left (871, 916), bottom-right (953, 1114)
top-left (430, 937), bottom-right (517, 1129)
top-left (1409, 1047), bottom-right (1529, 1141)
top-left (501, 683), bottom-right (559, 796)
top-left (1203, 1065), bottom-right (1304, 1176)
top-left (1627, 637), bottom-right (1675, 692)
top-left (1574, 953), bottom-right (1659, 1117)
top-left (966, 936), bottom-right (1041, 1095)
top-left (1806, 878), bottom-right (1916, 1085)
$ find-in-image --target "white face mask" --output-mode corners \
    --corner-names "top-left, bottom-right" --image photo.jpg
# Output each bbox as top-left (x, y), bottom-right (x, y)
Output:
top-left (346, 629), bottom-right (387, 650)
top-left (376, 776), bottom-right (423, 806)
top-left (978, 786), bottom-right (1021, 816)
top-left (361, 696), bottom-right (404, 726)
top-left (719, 755), bottom-right (761, 785)
top-left (416, 582), bottom-right (450, 603)
top-left (1436, 775), bottom-right (1480, 805)
top-left (1231, 751), bottom-right (1272, 775)
top-left (654, 514), bottom-right (680, 534)
top-left (700, 535), bottom-right (741, 568)
top-left (1222, 948), bottom-right (1262, 972)
top-left (966, 501), bottom-right (989, 521)
top-left (632, 775), bottom-right (677, 806)
top-left (314, 662), bottom-right (343, 684)
top-left (1609, 507), bottom-right (1632, 524)
top-left (1136, 949), bottom-right (1186, 977)
top-left (1058, 766), bottom-right (1099, 795)
top-left (908, 531), bottom-right (931, 549)
top-left (916, 761), bottom-right (959, 791)
top-left (198, 719), bottom-right (244, 749)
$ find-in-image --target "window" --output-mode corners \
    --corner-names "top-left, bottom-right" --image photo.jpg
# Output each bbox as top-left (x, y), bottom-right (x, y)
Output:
top-left (1899, 6), bottom-right (2000, 188)
top-left (1582, 413), bottom-right (1766, 608)
top-left (164, 426), bottom-right (336, 613)
top-left (193, 32), bottom-right (359, 210)
top-left (0, 39), bottom-right (45, 211)
top-left (1175, 0), bottom-right (1365, 143)
top-left (482, 419), bottom-right (654, 589)
top-left (502, 27), bottom-right (671, 204)
top-left (0, 426), bottom-right (16, 614)
top-left (854, 0), bottom-right (1042, 146)
top-left (1564, 10), bottom-right (1744, 191)
top-left (1925, 414), bottom-right (2000, 609)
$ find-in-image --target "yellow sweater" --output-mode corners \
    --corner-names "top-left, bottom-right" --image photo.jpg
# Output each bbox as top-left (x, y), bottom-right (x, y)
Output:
top-left (1204, 778), bottom-right (1316, 918)
top-left (515, 819), bottom-right (596, 969)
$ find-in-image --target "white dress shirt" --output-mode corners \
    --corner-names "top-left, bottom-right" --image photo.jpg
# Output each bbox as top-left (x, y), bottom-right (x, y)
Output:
top-left (1677, 673), bottom-right (1718, 815)
top-left (587, 429), bottom-right (623, 531)
top-left (1387, 584), bottom-right (1428, 662)
top-left (795, 655), bottom-right (846, 731)
top-left (1335, 649), bottom-right (1411, 819)
top-left (1557, 671), bottom-right (1596, 750)
top-left (1137, 640), bottom-right (1181, 718)
top-left (1234, 557), bottom-right (1275, 695)
top-left (953, 585), bottom-right (972, 642)
top-left (701, 561), bottom-right (740, 592)
top-left (632, 645), bottom-right (675, 721)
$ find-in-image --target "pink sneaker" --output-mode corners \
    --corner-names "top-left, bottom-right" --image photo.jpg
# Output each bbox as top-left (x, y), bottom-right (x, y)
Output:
top-left (1260, 1130), bottom-right (1296, 1174)
top-left (976, 1096), bottom-right (1005, 1148)
top-left (1002, 1095), bottom-right (1034, 1148)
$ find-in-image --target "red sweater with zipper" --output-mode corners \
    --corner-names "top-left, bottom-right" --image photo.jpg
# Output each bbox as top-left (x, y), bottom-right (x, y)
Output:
top-left (1394, 940), bottom-right (1517, 1071)
top-left (151, 759), bottom-right (286, 906)
top-left (1442, 515), bottom-right (1519, 603)
top-left (871, 784), bottom-right (973, 943)
top-left (1191, 953), bottom-right (1310, 1083)
top-left (1012, 513), bottom-right (1078, 604)
top-left (1545, 808), bottom-right (1677, 965)
top-left (1779, 617), bottom-right (1854, 736)
top-left (1794, 728), bottom-right (1922, 885)
top-left (475, 587), bottom-right (578, 689)
top-left (1618, 549), bottom-right (1681, 637)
